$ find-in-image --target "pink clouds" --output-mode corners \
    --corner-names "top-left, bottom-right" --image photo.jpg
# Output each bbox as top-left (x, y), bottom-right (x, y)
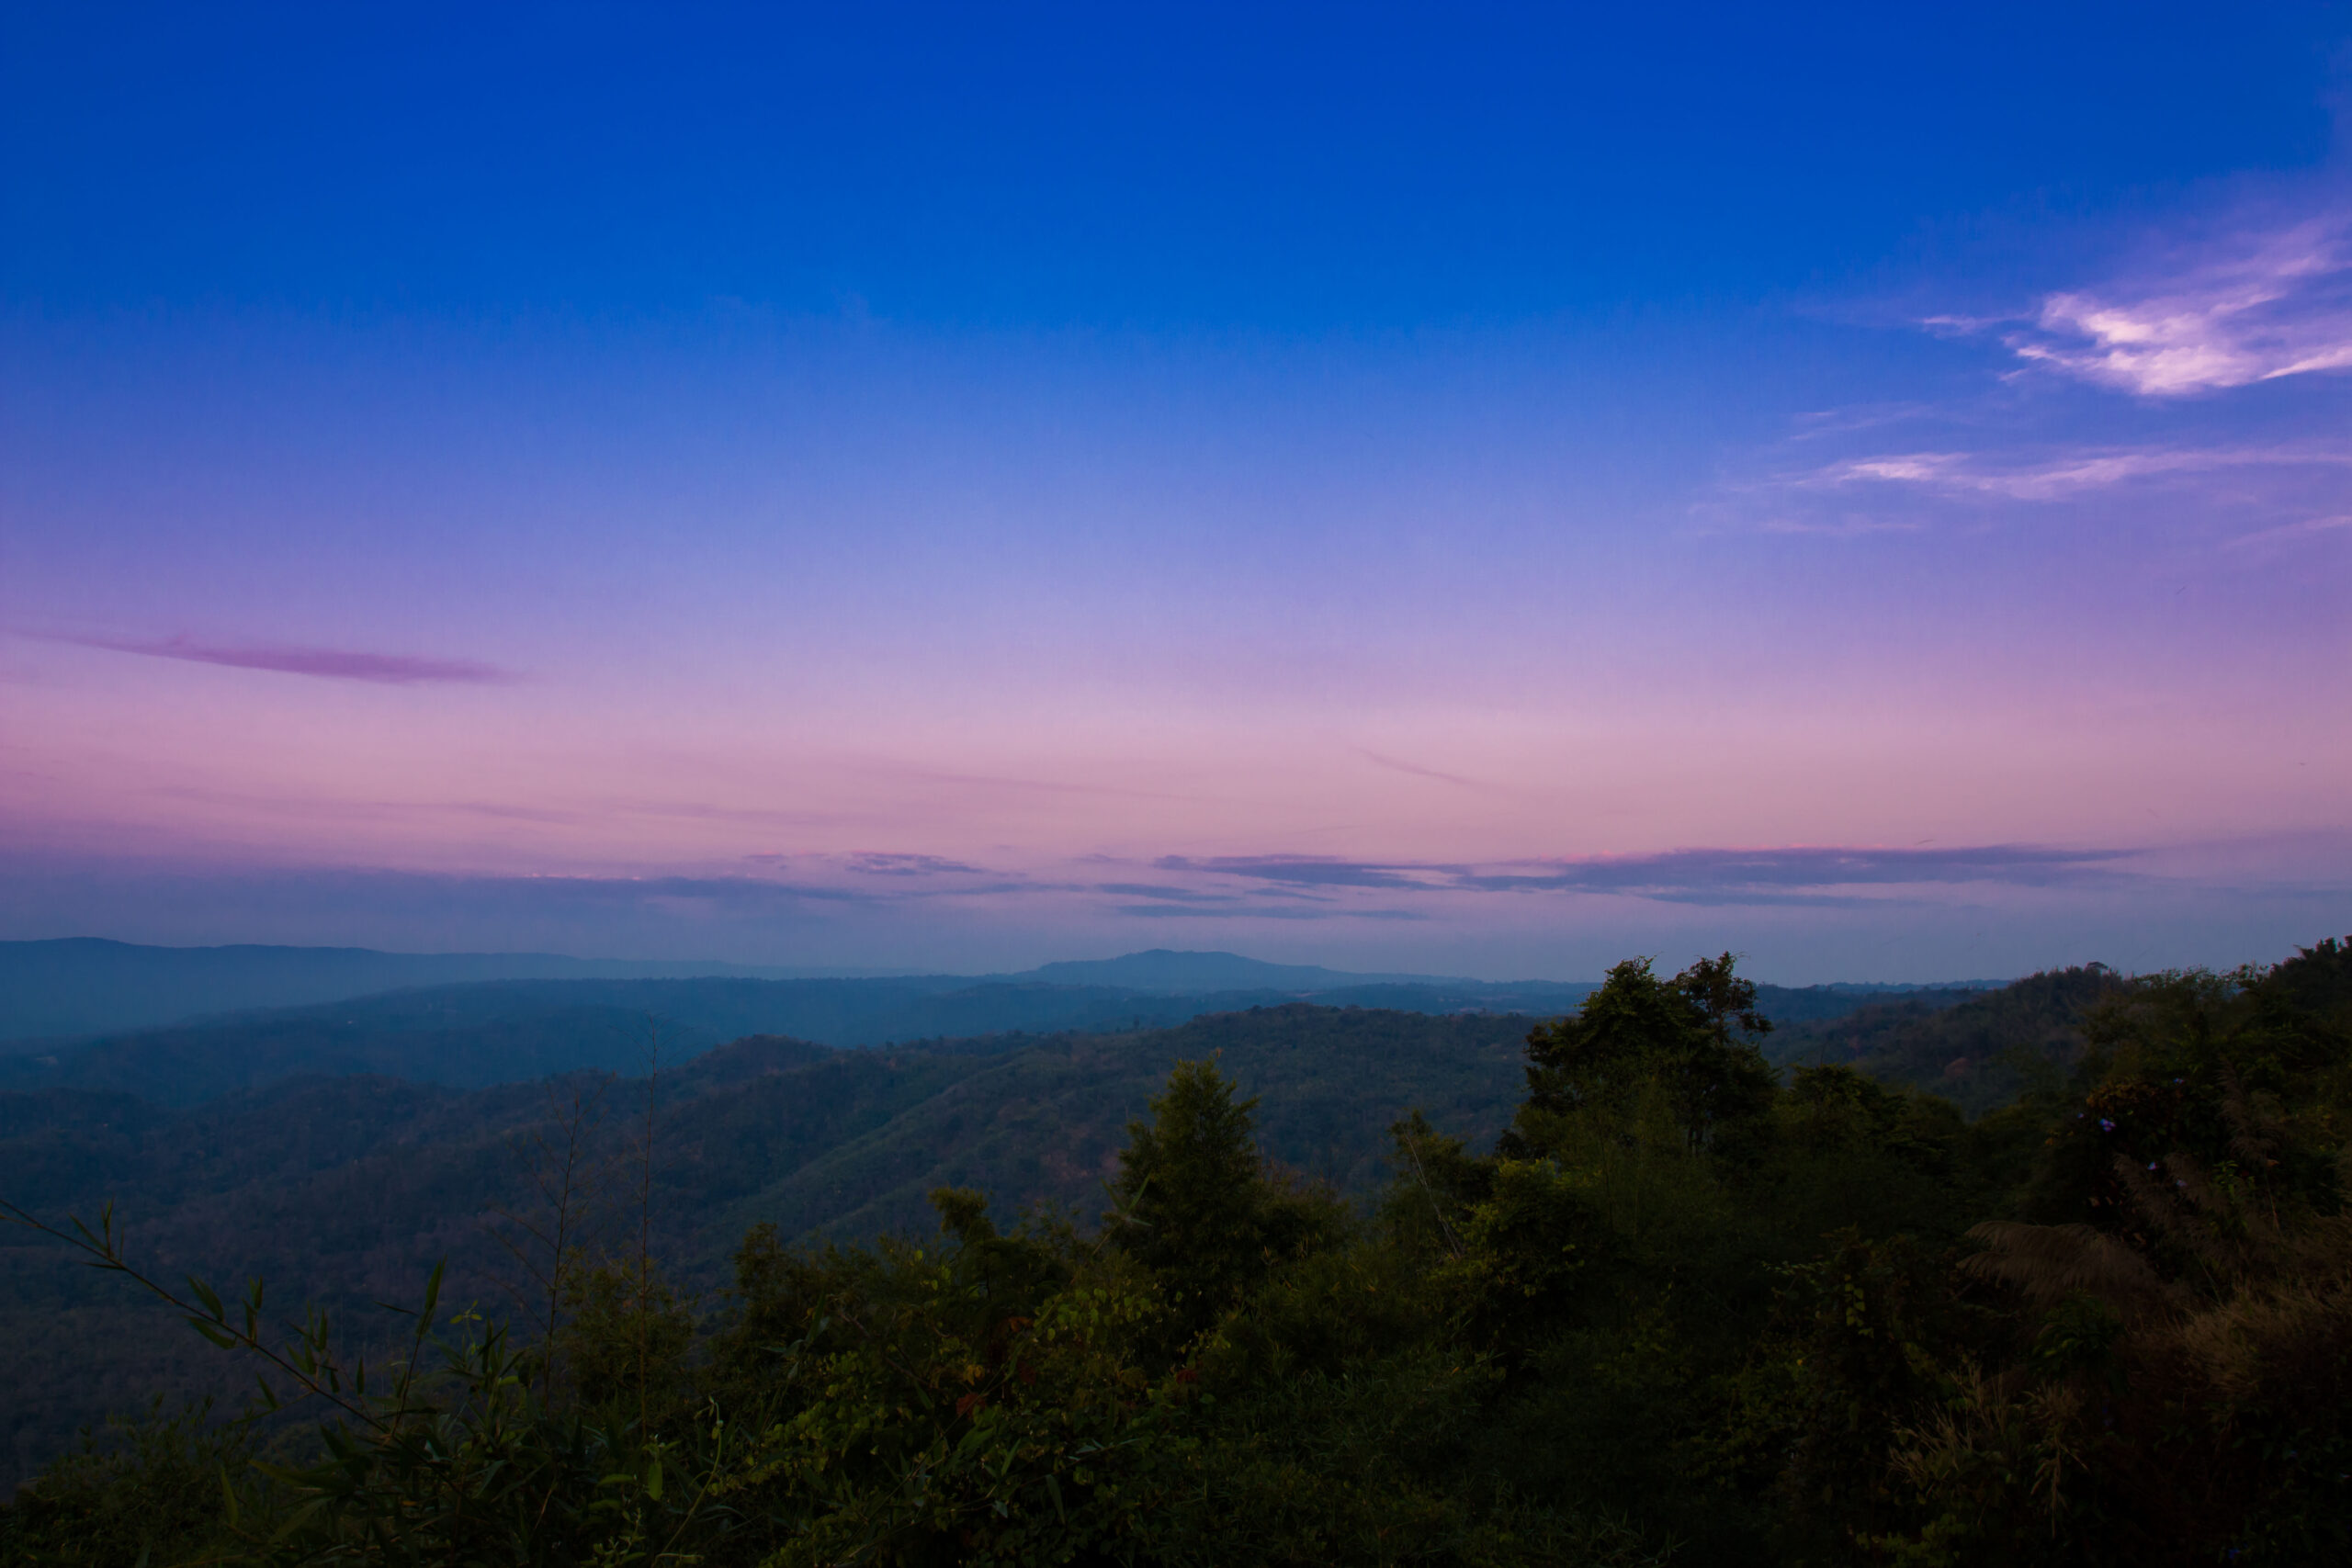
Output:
top-left (1972, 213), bottom-right (2352, 397)
top-left (1719, 201), bottom-right (2352, 545)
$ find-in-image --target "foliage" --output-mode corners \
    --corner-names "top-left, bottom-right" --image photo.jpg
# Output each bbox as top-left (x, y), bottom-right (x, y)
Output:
top-left (1104, 1058), bottom-right (1346, 1343)
top-left (0, 1397), bottom-right (251, 1565)
top-left (1770, 966), bottom-right (2123, 1116)
top-left (0, 1005), bottom-right (1531, 1483)
top-left (6, 939), bottom-right (2352, 1564)
top-left (1506, 954), bottom-right (1779, 1157)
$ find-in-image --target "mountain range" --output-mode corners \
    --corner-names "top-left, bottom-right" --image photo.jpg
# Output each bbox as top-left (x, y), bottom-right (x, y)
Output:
top-left (0, 938), bottom-right (2030, 1485)
top-left (0, 939), bottom-right (1995, 1044)
top-left (0, 966), bottom-right (1991, 1111)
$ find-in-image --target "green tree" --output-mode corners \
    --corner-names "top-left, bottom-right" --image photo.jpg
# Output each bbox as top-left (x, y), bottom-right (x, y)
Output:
top-left (1105, 1057), bottom-right (1338, 1346)
top-left (1506, 954), bottom-right (1777, 1158)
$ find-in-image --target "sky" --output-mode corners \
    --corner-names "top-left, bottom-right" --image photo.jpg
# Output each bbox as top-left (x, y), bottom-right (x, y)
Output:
top-left (4, 1), bottom-right (2350, 982)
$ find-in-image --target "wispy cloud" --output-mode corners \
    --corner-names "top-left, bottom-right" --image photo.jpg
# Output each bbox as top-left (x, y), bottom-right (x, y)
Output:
top-left (1142, 844), bottom-right (2137, 907)
top-left (842, 852), bottom-right (991, 877)
top-left (1784, 402), bottom-right (1939, 442)
top-left (1458, 844), bottom-right (2133, 894)
top-left (1358, 750), bottom-right (1493, 789)
top-left (513, 873), bottom-right (867, 908)
top-left (1154, 854), bottom-right (1455, 890)
top-left (1798, 444), bottom-right (2351, 502)
top-left (1721, 207), bottom-right (2352, 538)
top-left (1093, 882), bottom-right (1241, 903)
top-left (595, 866), bottom-right (1041, 908)
top-left (1954, 215), bottom-right (2352, 397)
top-left (734, 852), bottom-right (1037, 899)
top-left (2222, 513), bottom-right (2352, 550)
top-left (64, 634), bottom-right (513, 684)
top-left (1114, 903), bottom-right (1428, 921)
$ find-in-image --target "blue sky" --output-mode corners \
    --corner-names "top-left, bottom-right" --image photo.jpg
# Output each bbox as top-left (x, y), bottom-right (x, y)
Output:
top-left (3, 3), bottom-right (2349, 980)
top-left (8, 5), bottom-right (2336, 322)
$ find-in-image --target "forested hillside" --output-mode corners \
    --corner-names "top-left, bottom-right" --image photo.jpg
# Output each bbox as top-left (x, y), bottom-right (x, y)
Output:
top-left (0, 1007), bottom-right (1532, 1484)
top-left (1768, 968), bottom-right (2120, 1112)
top-left (0, 972), bottom-right (2004, 1491)
top-left (12, 945), bottom-right (2337, 1565)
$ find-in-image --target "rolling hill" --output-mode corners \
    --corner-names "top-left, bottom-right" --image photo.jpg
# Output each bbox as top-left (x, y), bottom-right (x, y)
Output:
top-left (0, 1003), bottom-right (1532, 1482)
top-left (0, 968), bottom-right (2022, 1484)
top-left (1767, 967), bottom-right (2121, 1113)
top-left (0, 952), bottom-right (1985, 1108)
top-left (0, 938), bottom-right (832, 1042)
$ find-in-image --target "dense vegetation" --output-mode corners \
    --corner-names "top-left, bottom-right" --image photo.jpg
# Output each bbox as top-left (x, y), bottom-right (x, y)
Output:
top-left (1766, 970), bottom-right (2116, 1114)
top-left (0, 973), bottom-right (1962, 1482)
top-left (7, 942), bottom-right (2346, 1563)
top-left (0, 1008), bottom-right (1538, 1483)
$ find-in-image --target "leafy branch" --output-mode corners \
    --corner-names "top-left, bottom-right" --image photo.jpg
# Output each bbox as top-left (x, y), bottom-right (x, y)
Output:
top-left (0, 1194), bottom-right (444, 1433)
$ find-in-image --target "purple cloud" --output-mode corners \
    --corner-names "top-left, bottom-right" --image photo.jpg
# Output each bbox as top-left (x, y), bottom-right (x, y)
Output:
top-left (73, 634), bottom-right (512, 685)
top-left (1094, 882), bottom-right (1241, 903)
top-left (1115, 902), bottom-right (1427, 920)
top-left (842, 852), bottom-right (991, 877)
top-left (1358, 750), bottom-right (1492, 789)
top-left (1456, 844), bottom-right (2134, 893)
top-left (1149, 844), bottom-right (2137, 905)
top-left (1154, 854), bottom-right (1452, 890)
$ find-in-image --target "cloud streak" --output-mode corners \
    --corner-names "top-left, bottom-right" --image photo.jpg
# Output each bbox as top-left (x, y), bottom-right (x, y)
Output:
top-left (1093, 882), bottom-right (1243, 903)
top-left (2222, 513), bottom-right (2352, 550)
top-left (1143, 844), bottom-right (2138, 907)
top-left (1155, 855), bottom-right (1451, 890)
top-left (1723, 206), bottom-right (2352, 539)
top-left (1358, 750), bottom-right (1494, 789)
top-left (1459, 844), bottom-right (2134, 893)
top-left (842, 852), bottom-right (992, 877)
top-left (1114, 903), bottom-right (1428, 921)
top-left (66, 634), bottom-right (513, 685)
top-left (1950, 215), bottom-right (2352, 397)
top-left (1797, 444), bottom-right (2352, 502)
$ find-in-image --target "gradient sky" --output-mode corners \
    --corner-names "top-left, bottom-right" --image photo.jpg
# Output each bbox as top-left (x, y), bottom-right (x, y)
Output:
top-left (4, 2), bottom-right (2350, 981)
